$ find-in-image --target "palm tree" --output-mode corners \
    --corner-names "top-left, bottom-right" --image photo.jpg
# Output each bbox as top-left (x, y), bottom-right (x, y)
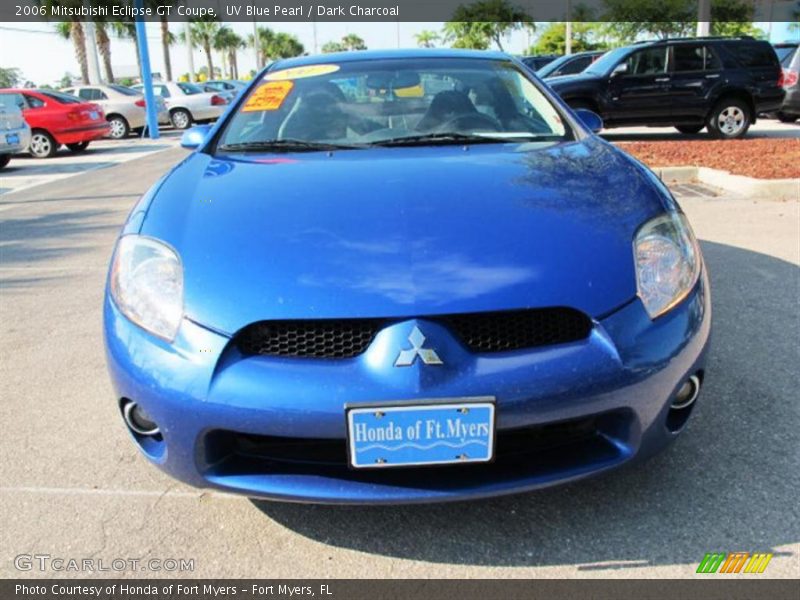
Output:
top-left (214, 26), bottom-right (244, 79)
top-left (186, 20), bottom-right (221, 80)
top-left (248, 26), bottom-right (276, 67)
top-left (341, 33), bottom-right (367, 51)
top-left (95, 22), bottom-right (114, 82)
top-left (146, 0), bottom-right (178, 80)
top-left (54, 22), bottom-right (89, 84)
top-left (414, 30), bottom-right (439, 48)
top-left (269, 32), bottom-right (305, 60)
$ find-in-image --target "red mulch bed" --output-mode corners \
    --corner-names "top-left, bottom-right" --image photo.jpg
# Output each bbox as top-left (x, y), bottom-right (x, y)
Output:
top-left (615, 138), bottom-right (799, 179)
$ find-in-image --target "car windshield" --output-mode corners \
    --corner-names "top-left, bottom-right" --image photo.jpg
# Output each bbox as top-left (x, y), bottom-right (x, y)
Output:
top-left (216, 57), bottom-right (570, 152)
top-left (109, 84), bottom-right (141, 96)
top-left (584, 47), bottom-right (631, 76)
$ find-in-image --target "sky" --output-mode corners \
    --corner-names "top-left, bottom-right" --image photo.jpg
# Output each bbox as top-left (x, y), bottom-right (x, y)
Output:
top-left (1, 20), bottom-right (797, 86)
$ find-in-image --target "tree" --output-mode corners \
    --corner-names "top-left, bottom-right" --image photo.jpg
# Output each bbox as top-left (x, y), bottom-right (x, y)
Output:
top-left (151, 0), bottom-right (177, 81)
top-left (341, 34), bottom-right (367, 51)
top-left (214, 26), bottom-right (244, 79)
top-left (94, 22), bottom-right (114, 82)
top-left (59, 72), bottom-right (74, 88)
top-left (185, 19), bottom-right (221, 81)
top-left (322, 41), bottom-right (346, 53)
top-left (54, 21), bottom-right (89, 84)
top-left (601, 0), bottom-right (759, 43)
top-left (443, 0), bottom-right (532, 51)
top-left (531, 22), bottom-right (606, 55)
top-left (414, 30), bottom-right (440, 48)
top-left (249, 27), bottom-right (304, 65)
top-left (0, 67), bottom-right (22, 88)
top-left (322, 34), bottom-right (366, 53)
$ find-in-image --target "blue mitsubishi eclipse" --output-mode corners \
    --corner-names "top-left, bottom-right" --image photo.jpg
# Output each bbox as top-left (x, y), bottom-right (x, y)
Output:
top-left (104, 49), bottom-right (710, 504)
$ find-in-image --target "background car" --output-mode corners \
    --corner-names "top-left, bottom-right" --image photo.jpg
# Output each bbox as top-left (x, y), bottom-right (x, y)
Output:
top-left (0, 88), bottom-right (109, 158)
top-left (132, 81), bottom-right (229, 129)
top-left (202, 79), bottom-right (247, 98)
top-left (774, 43), bottom-right (799, 122)
top-left (547, 36), bottom-right (785, 138)
top-left (0, 98), bottom-right (31, 169)
top-left (536, 51), bottom-right (605, 79)
top-left (61, 84), bottom-right (169, 139)
top-left (521, 54), bottom-right (559, 71)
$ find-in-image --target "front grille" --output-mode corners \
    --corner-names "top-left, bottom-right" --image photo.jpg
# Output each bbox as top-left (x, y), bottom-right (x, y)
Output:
top-left (235, 319), bottom-right (383, 359)
top-left (235, 308), bottom-right (591, 359)
top-left (442, 308), bottom-right (591, 353)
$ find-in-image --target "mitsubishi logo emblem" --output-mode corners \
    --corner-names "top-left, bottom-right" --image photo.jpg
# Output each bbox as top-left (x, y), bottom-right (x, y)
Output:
top-left (394, 326), bottom-right (443, 367)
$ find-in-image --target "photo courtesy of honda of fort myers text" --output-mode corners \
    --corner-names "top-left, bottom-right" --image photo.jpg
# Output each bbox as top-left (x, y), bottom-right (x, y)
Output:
top-left (0, 0), bottom-right (798, 599)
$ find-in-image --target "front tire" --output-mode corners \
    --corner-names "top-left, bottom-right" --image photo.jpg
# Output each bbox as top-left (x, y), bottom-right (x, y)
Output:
top-left (0, 154), bottom-right (10, 169)
top-left (675, 124), bottom-right (704, 134)
top-left (707, 99), bottom-right (751, 139)
top-left (67, 141), bottom-right (90, 153)
top-left (29, 130), bottom-right (58, 158)
top-left (107, 115), bottom-right (130, 139)
top-left (170, 108), bottom-right (192, 130)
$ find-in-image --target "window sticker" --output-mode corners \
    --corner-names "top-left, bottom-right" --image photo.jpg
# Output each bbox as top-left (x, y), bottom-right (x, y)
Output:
top-left (241, 81), bottom-right (294, 112)
top-left (265, 64), bottom-right (341, 81)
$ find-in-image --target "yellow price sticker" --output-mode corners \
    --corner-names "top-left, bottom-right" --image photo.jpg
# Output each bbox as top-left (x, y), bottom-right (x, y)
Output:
top-left (241, 81), bottom-right (294, 112)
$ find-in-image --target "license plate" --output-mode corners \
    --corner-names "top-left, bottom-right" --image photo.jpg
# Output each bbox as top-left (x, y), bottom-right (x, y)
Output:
top-left (5, 133), bottom-right (19, 145)
top-left (89, 111), bottom-right (98, 120)
top-left (346, 399), bottom-right (495, 469)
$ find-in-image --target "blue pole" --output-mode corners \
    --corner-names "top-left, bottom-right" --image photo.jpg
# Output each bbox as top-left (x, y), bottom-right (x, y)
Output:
top-left (134, 0), bottom-right (160, 140)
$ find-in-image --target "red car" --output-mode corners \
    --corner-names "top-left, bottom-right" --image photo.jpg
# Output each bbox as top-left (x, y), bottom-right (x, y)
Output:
top-left (0, 88), bottom-right (110, 158)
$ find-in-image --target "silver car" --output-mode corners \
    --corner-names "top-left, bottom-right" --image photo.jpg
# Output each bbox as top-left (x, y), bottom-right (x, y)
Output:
top-left (0, 97), bottom-right (31, 170)
top-left (132, 81), bottom-right (229, 129)
top-left (61, 84), bottom-right (169, 139)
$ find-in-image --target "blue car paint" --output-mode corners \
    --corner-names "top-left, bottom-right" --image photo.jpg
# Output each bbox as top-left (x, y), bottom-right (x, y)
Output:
top-left (104, 49), bottom-right (711, 504)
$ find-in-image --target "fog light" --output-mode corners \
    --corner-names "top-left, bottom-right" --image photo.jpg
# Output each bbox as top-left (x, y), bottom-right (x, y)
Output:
top-left (122, 401), bottom-right (160, 436)
top-left (671, 375), bottom-right (700, 410)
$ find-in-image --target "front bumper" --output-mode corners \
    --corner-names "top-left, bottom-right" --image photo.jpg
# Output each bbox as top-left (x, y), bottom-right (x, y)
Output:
top-left (104, 273), bottom-right (711, 504)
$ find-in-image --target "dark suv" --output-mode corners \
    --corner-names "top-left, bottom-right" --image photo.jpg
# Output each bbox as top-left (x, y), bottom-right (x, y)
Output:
top-left (546, 37), bottom-right (785, 138)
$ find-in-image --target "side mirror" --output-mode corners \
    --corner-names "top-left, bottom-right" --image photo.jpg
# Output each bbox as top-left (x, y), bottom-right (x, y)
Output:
top-left (180, 124), bottom-right (212, 150)
top-left (574, 108), bottom-right (603, 133)
top-left (611, 63), bottom-right (628, 77)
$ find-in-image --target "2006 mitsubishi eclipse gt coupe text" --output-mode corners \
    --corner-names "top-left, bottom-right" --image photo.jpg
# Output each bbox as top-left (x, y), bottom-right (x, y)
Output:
top-left (104, 49), bottom-right (710, 504)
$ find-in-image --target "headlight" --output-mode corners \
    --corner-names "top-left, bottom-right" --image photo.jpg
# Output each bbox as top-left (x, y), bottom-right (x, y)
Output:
top-left (110, 235), bottom-right (183, 340)
top-left (634, 212), bottom-right (701, 319)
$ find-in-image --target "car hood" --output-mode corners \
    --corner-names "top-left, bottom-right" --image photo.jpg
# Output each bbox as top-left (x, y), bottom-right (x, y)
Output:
top-left (141, 139), bottom-right (669, 335)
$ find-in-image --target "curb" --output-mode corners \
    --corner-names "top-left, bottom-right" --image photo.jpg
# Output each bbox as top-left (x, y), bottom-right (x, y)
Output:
top-left (654, 166), bottom-right (799, 201)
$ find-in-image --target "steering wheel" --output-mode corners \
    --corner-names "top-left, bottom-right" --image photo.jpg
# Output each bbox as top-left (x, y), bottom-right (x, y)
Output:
top-left (435, 113), bottom-right (501, 133)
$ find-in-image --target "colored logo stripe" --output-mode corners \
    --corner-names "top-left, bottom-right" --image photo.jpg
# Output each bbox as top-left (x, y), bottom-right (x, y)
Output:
top-left (697, 552), bottom-right (773, 574)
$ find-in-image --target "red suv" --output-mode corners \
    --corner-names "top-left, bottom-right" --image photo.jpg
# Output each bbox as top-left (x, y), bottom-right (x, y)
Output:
top-left (0, 89), bottom-right (110, 158)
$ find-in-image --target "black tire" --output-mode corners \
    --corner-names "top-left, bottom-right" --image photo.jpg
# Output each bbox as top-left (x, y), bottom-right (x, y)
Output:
top-left (170, 108), bottom-right (192, 130)
top-left (107, 115), bottom-right (130, 139)
top-left (777, 112), bottom-right (798, 123)
top-left (0, 154), bottom-right (10, 169)
top-left (675, 124), bottom-right (704, 134)
top-left (67, 141), bottom-right (90, 153)
top-left (28, 130), bottom-right (58, 158)
top-left (707, 98), bottom-right (751, 139)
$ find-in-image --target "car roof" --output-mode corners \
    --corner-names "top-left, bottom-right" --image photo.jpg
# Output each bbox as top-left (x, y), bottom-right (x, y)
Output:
top-left (272, 48), bottom-right (511, 70)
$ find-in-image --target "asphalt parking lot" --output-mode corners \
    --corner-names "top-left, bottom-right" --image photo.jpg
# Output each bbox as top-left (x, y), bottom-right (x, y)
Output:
top-left (0, 130), bottom-right (798, 579)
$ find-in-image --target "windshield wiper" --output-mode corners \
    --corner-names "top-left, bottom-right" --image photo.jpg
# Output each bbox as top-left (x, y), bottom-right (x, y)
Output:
top-left (217, 139), bottom-right (364, 153)
top-left (369, 132), bottom-right (504, 147)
